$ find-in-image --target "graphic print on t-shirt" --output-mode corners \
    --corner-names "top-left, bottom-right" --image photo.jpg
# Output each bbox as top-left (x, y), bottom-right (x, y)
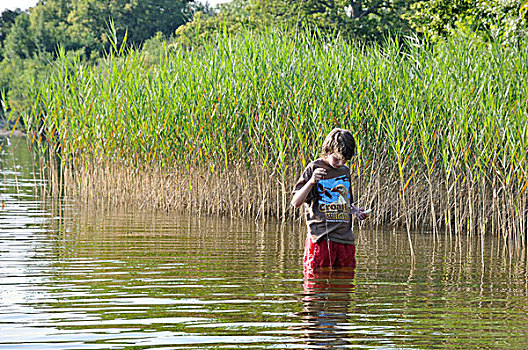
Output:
top-left (316, 175), bottom-right (351, 222)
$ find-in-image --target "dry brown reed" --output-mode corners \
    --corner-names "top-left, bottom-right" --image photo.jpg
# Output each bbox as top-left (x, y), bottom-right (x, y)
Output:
top-left (35, 148), bottom-right (527, 258)
top-left (54, 158), bottom-right (297, 222)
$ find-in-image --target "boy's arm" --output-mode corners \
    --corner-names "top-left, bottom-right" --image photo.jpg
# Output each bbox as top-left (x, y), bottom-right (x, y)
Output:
top-left (291, 168), bottom-right (326, 208)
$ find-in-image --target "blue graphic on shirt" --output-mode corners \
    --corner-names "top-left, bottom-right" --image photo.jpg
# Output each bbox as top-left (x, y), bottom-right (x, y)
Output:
top-left (316, 175), bottom-right (351, 222)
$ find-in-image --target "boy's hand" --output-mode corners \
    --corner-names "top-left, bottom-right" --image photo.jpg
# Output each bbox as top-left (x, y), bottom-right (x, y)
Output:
top-left (309, 168), bottom-right (327, 185)
top-left (355, 208), bottom-right (371, 220)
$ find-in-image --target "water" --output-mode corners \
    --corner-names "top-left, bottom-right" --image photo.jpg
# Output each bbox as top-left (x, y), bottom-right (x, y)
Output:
top-left (1, 137), bottom-right (527, 349)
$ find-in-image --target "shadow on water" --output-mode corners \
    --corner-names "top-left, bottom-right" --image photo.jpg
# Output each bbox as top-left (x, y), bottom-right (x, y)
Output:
top-left (1, 138), bottom-right (527, 349)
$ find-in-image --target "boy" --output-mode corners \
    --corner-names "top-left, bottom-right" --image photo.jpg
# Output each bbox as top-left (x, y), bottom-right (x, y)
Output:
top-left (291, 128), bottom-right (369, 275)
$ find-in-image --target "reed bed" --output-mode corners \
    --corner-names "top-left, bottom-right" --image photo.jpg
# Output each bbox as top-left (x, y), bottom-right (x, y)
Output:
top-left (24, 29), bottom-right (528, 249)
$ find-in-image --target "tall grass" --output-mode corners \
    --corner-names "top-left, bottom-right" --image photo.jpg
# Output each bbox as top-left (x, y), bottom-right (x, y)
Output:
top-left (24, 29), bottom-right (528, 250)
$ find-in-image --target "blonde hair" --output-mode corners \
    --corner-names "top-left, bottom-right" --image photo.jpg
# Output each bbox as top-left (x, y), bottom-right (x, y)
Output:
top-left (321, 128), bottom-right (356, 160)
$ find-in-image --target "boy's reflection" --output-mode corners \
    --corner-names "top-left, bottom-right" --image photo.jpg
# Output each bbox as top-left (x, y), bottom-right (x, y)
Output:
top-left (297, 267), bottom-right (356, 349)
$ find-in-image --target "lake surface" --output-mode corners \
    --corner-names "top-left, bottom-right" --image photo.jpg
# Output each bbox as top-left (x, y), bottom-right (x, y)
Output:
top-left (1, 136), bottom-right (527, 349)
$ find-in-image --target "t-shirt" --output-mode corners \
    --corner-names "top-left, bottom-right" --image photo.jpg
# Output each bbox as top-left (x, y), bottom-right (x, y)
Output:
top-left (292, 158), bottom-right (355, 244)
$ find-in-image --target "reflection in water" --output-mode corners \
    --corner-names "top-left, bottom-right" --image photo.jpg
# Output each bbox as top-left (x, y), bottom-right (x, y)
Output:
top-left (1, 137), bottom-right (528, 350)
top-left (300, 267), bottom-right (355, 349)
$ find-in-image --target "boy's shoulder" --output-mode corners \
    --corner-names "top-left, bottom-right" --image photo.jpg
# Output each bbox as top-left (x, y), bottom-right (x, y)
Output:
top-left (306, 158), bottom-right (326, 168)
top-left (302, 158), bottom-right (326, 174)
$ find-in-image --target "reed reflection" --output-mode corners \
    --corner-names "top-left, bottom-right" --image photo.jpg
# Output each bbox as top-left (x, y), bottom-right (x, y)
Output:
top-left (299, 267), bottom-right (356, 349)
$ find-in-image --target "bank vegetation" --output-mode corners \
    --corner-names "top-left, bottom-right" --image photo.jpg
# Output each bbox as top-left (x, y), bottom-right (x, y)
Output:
top-left (24, 29), bottom-right (528, 251)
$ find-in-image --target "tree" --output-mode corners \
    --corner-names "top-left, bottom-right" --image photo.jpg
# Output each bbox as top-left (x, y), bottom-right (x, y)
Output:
top-left (29, 0), bottom-right (77, 54)
top-left (477, 0), bottom-right (528, 41)
top-left (175, 0), bottom-right (258, 46)
top-left (255, 0), bottom-right (416, 40)
top-left (67, 0), bottom-right (196, 53)
top-left (3, 13), bottom-right (36, 60)
top-left (405, 0), bottom-right (475, 39)
top-left (407, 0), bottom-right (528, 42)
top-left (3, 0), bottom-right (197, 60)
top-left (176, 0), bottom-right (418, 44)
top-left (1, 0), bottom-right (198, 119)
top-left (0, 8), bottom-right (23, 59)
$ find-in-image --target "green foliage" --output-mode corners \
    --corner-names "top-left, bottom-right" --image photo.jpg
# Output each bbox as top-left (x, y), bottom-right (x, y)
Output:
top-left (253, 0), bottom-right (417, 41)
top-left (27, 29), bottom-right (528, 179)
top-left (0, 0), bottom-right (197, 122)
top-left (3, 12), bottom-right (36, 60)
top-left (407, 0), bottom-right (528, 42)
top-left (175, 0), bottom-right (258, 46)
top-left (178, 0), bottom-right (527, 44)
top-left (477, 0), bottom-right (528, 42)
top-left (67, 0), bottom-right (196, 54)
top-left (0, 8), bottom-right (23, 60)
top-left (3, 0), bottom-right (84, 60)
top-left (2, 0), bottom-right (196, 61)
top-left (30, 0), bottom-right (76, 53)
top-left (406, 0), bottom-right (475, 39)
top-left (141, 31), bottom-right (169, 65)
top-left (0, 53), bottom-right (55, 119)
top-left (176, 0), bottom-right (418, 44)
top-left (2, 0), bottom-right (527, 127)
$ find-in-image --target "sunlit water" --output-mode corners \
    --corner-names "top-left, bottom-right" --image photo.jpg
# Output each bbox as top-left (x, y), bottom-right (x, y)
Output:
top-left (1, 137), bottom-right (527, 349)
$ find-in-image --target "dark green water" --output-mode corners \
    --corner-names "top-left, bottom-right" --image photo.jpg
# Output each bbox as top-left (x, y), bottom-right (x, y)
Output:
top-left (1, 137), bottom-right (527, 349)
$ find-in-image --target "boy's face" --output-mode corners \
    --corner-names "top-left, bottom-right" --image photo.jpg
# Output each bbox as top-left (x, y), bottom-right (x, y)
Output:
top-left (326, 153), bottom-right (348, 169)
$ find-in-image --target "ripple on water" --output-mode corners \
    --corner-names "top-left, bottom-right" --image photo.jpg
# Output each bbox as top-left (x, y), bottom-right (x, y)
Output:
top-left (1, 138), bottom-right (528, 350)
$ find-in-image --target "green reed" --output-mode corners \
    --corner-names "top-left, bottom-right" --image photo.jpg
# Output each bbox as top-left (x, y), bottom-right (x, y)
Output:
top-left (23, 29), bottom-right (528, 249)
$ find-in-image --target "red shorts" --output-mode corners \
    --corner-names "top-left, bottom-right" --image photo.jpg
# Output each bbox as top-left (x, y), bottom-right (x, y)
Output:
top-left (303, 236), bottom-right (356, 276)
